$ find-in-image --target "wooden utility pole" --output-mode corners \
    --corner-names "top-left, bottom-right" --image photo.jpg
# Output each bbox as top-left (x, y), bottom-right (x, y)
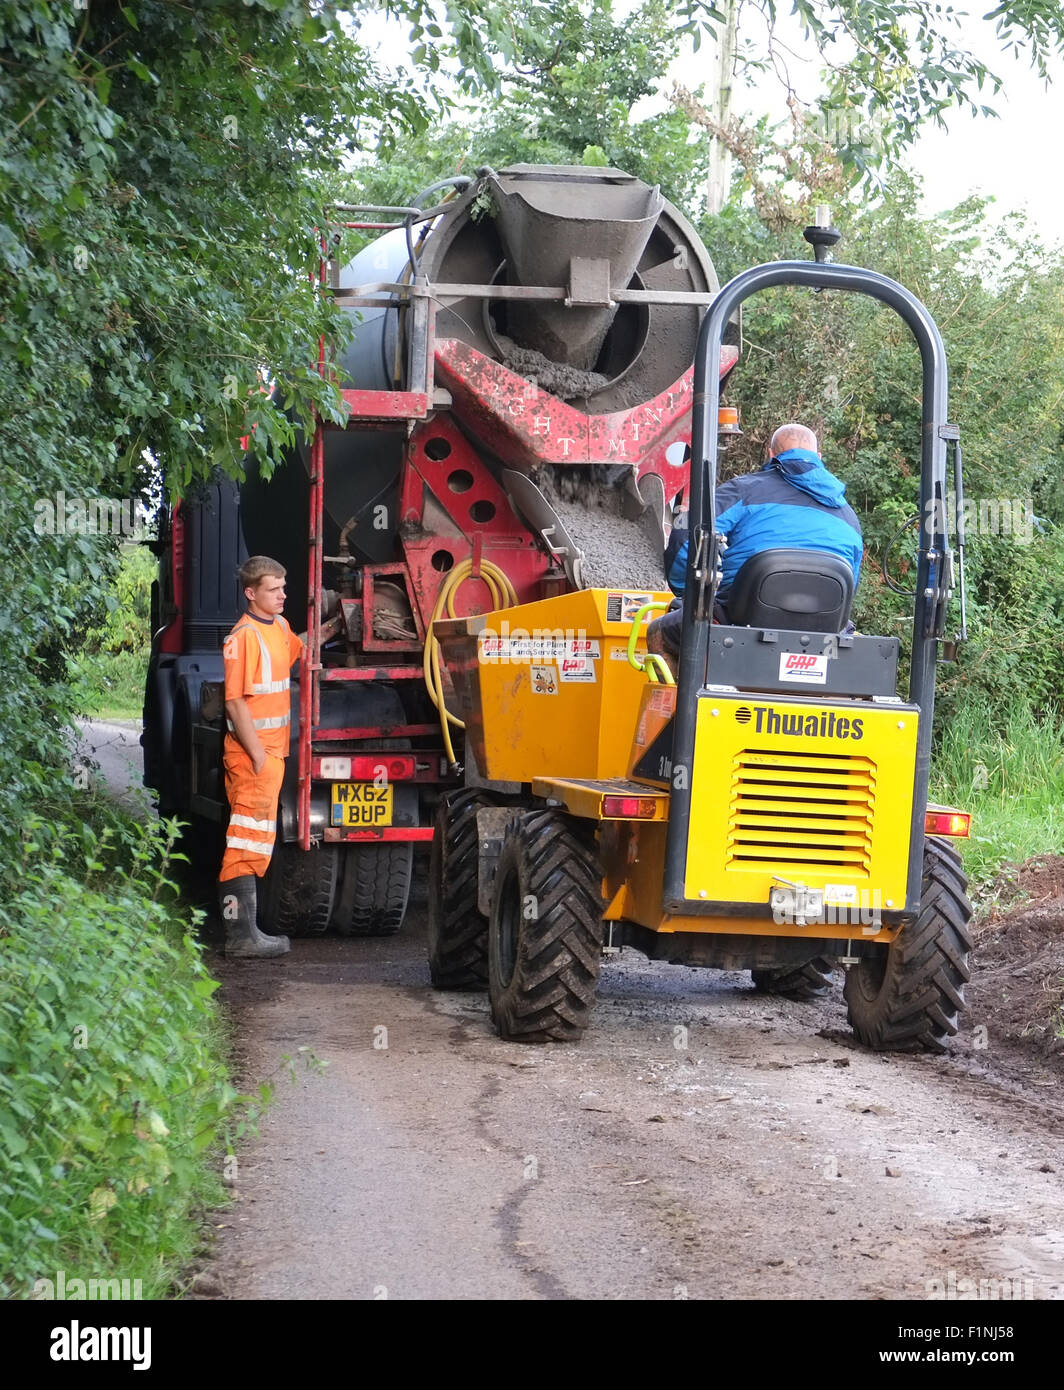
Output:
top-left (706, 0), bottom-right (738, 215)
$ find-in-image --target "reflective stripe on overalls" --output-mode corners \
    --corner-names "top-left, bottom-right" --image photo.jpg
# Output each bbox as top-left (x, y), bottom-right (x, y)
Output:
top-left (225, 618), bottom-right (292, 735)
top-left (219, 743), bottom-right (285, 881)
top-left (219, 614), bottom-right (293, 881)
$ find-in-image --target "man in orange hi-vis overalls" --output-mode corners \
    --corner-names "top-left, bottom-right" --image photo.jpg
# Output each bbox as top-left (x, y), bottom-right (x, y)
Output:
top-left (218, 556), bottom-right (304, 958)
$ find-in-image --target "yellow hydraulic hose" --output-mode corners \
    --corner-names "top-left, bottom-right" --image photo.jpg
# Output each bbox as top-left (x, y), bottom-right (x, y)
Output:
top-left (627, 601), bottom-right (676, 685)
top-left (424, 557), bottom-right (519, 768)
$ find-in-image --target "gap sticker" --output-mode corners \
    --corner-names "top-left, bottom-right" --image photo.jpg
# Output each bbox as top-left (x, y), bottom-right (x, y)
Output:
top-left (480, 635), bottom-right (601, 662)
top-left (558, 656), bottom-right (596, 683)
top-left (779, 651), bottom-right (828, 684)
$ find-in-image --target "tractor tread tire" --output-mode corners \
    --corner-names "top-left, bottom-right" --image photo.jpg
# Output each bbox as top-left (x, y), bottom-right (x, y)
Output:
top-left (844, 837), bottom-right (973, 1053)
top-left (428, 790), bottom-right (496, 989)
top-left (260, 843), bottom-right (338, 938)
top-left (752, 957), bottom-right (836, 1002)
top-left (335, 843), bottom-right (412, 937)
top-left (489, 810), bottom-right (604, 1044)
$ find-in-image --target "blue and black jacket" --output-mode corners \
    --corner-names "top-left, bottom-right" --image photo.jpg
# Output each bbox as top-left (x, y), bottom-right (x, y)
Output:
top-left (655, 449), bottom-right (863, 654)
top-left (665, 448), bottom-right (863, 600)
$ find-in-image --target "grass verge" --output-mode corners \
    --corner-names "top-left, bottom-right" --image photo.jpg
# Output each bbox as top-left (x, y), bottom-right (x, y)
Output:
top-left (932, 700), bottom-right (1064, 895)
top-left (68, 649), bottom-right (147, 723)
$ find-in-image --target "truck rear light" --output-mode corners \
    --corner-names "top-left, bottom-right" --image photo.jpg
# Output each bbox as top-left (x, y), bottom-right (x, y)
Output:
top-left (925, 810), bottom-right (970, 837)
top-left (351, 755), bottom-right (415, 781)
top-left (319, 755), bottom-right (416, 781)
top-left (601, 795), bottom-right (659, 819)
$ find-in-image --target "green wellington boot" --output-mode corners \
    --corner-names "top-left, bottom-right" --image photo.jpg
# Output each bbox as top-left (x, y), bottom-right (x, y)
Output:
top-left (219, 875), bottom-right (290, 959)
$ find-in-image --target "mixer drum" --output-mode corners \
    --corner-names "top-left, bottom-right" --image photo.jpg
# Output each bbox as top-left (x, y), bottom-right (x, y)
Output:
top-left (242, 165), bottom-right (722, 608)
top-left (336, 163), bottom-right (718, 415)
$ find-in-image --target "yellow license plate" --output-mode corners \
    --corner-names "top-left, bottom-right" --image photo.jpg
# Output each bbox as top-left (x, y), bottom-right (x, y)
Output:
top-left (330, 783), bottom-right (394, 827)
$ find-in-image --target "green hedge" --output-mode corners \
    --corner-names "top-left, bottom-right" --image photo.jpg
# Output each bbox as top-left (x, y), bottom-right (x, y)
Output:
top-left (0, 814), bottom-right (249, 1299)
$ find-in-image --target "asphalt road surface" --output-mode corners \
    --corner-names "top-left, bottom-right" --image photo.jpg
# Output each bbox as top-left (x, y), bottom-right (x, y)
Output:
top-left (88, 721), bottom-right (1064, 1301)
top-left (204, 915), bottom-right (1064, 1302)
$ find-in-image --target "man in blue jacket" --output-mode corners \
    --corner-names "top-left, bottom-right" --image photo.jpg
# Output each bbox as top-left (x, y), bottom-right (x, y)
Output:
top-left (649, 423), bottom-right (863, 656)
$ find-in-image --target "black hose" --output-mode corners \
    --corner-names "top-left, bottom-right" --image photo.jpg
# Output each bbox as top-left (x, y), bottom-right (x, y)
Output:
top-left (404, 175), bottom-right (473, 274)
top-left (881, 514), bottom-right (921, 596)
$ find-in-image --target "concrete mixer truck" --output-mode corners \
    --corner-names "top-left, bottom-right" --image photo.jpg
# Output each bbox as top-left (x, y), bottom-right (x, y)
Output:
top-left (142, 163), bottom-right (731, 939)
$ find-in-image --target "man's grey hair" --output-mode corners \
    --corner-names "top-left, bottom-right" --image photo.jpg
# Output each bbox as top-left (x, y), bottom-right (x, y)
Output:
top-left (770, 423), bottom-right (818, 455)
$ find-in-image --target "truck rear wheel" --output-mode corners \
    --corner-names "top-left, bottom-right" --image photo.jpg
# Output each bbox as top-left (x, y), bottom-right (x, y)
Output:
top-left (844, 836), bottom-right (972, 1052)
top-left (488, 810), bottom-right (604, 1044)
top-left (428, 790), bottom-right (496, 989)
top-left (333, 843), bottom-right (413, 936)
top-left (259, 842), bottom-right (338, 937)
top-left (167, 816), bottom-right (222, 899)
top-left (751, 958), bottom-right (836, 1002)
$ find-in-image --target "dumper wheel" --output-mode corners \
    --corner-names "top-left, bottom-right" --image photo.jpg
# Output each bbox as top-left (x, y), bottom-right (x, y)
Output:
top-left (844, 836), bottom-right (972, 1052)
top-left (488, 810), bottom-right (604, 1044)
top-left (334, 843), bottom-right (413, 937)
top-left (751, 958), bottom-right (836, 1002)
top-left (259, 842), bottom-right (339, 938)
top-left (428, 790), bottom-right (497, 989)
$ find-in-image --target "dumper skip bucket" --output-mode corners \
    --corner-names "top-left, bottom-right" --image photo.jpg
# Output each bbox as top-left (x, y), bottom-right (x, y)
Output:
top-left (433, 588), bottom-right (671, 783)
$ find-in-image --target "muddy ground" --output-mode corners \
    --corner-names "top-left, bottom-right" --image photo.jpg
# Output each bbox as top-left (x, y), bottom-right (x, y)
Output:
top-left (82, 724), bottom-right (1063, 1301)
top-left (193, 854), bottom-right (1064, 1302)
top-left (966, 855), bottom-right (1064, 1059)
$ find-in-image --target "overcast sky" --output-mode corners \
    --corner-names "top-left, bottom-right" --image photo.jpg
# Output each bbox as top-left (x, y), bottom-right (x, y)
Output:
top-left (361, 6), bottom-right (1064, 246)
top-left (908, 42), bottom-right (1063, 244)
top-left (661, 6), bottom-right (1064, 245)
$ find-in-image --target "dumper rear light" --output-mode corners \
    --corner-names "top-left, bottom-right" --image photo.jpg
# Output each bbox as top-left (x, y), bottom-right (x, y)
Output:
top-left (320, 755), bottom-right (416, 781)
top-left (925, 810), bottom-right (970, 837)
top-left (601, 795), bottom-right (660, 819)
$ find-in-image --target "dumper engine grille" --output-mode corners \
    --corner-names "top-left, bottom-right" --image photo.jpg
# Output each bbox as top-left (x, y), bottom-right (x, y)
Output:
top-left (726, 749), bottom-right (876, 872)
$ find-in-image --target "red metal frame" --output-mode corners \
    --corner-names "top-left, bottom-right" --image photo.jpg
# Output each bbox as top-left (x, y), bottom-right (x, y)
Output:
top-left (320, 665), bottom-right (426, 682)
top-left (360, 564), bottom-right (427, 653)
top-left (433, 338), bottom-right (739, 502)
top-left (397, 415), bottom-right (556, 633)
top-left (312, 723), bottom-right (439, 741)
top-left (159, 499), bottom-right (185, 654)
top-left (295, 221), bottom-right (729, 849)
top-left (339, 388), bottom-right (430, 421)
top-left (324, 827), bottom-right (436, 843)
top-left (299, 238), bottom-right (328, 851)
top-left (310, 755), bottom-right (445, 783)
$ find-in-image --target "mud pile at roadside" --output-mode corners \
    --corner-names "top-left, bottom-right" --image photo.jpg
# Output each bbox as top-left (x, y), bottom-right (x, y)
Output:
top-left (965, 854), bottom-right (1064, 1056)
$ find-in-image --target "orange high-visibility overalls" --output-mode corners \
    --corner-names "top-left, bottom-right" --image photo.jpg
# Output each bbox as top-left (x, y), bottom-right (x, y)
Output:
top-left (219, 612), bottom-right (304, 882)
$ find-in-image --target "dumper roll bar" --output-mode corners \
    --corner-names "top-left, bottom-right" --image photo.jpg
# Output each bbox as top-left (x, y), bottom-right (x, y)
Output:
top-left (664, 261), bottom-right (958, 915)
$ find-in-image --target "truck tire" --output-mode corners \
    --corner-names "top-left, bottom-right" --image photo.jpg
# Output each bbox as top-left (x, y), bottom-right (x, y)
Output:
top-left (751, 958), bottom-right (836, 1002)
top-left (333, 843), bottom-right (412, 936)
top-left (259, 842), bottom-right (338, 938)
top-left (166, 816), bottom-right (222, 899)
top-left (844, 836), bottom-right (972, 1053)
top-left (488, 810), bottom-right (604, 1044)
top-left (427, 789), bottom-right (496, 989)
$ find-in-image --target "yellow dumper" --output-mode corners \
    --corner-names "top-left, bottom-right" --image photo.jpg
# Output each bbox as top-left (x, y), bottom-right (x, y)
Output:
top-left (427, 256), bottom-right (973, 1052)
